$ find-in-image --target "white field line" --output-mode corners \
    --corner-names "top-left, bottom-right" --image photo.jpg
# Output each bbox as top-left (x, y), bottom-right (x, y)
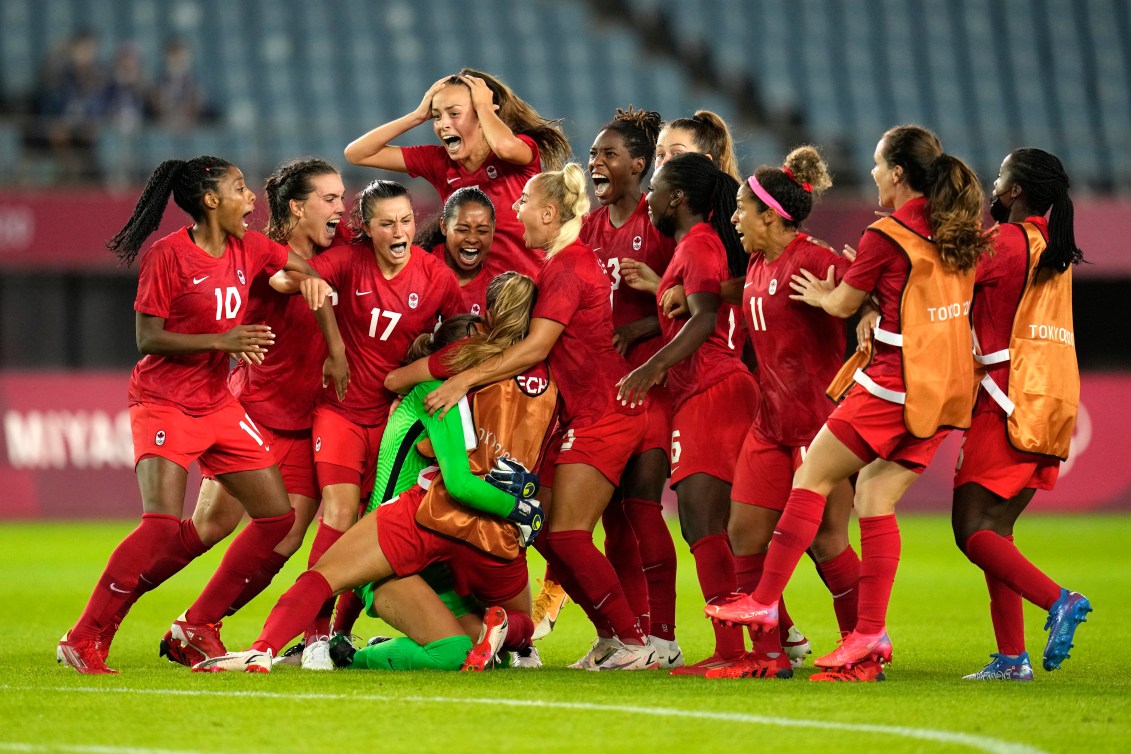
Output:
top-left (2, 685), bottom-right (1049, 754)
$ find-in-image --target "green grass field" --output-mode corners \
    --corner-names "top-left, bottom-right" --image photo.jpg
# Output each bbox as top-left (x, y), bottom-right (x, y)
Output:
top-left (3, 514), bottom-right (1129, 754)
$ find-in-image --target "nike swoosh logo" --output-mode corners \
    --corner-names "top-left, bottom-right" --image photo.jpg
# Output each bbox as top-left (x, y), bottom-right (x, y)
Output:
top-left (744, 282), bottom-right (753, 288)
top-left (447, 177), bottom-right (460, 184)
top-left (355, 290), bottom-right (372, 296)
top-left (109, 583), bottom-right (131, 594)
top-left (193, 276), bottom-right (210, 284)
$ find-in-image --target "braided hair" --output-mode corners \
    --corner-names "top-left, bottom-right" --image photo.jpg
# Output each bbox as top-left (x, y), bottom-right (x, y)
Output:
top-left (600, 106), bottom-right (663, 176)
top-left (657, 152), bottom-right (745, 277)
top-left (1007, 148), bottom-right (1084, 272)
top-left (107, 156), bottom-right (232, 266)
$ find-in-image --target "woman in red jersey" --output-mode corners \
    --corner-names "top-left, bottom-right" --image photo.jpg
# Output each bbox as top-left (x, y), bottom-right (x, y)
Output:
top-left (57, 156), bottom-right (330, 675)
top-left (703, 147), bottom-right (860, 680)
top-left (416, 186), bottom-right (497, 317)
top-left (344, 69), bottom-right (569, 279)
top-left (616, 152), bottom-right (755, 675)
top-left (954, 148), bottom-right (1089, 681)
top-left (708, 125), bottom-right (992, 682)
top-left (425, 164), bottom-right (657, 670)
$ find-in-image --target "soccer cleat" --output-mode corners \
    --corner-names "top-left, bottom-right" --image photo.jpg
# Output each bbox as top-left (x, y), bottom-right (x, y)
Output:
top-left (650, 636), bottom-right (685, 669)
top-left (568, 636), bottom-right (619, 670)
top-left (511, 645), bottom-right (542, 669)
top-left (963, 652), bottom-right (1034, 681)
top-left (301, 637), bottom-right (334, 670)
top-left (160, 613), bottom-right (226, 668)
top-left (462, 606), bottom-right (509, 672)
top-left (272, 640), bottom-right (305, 667)
top-left (1043, 588), bottom-right (1092, 671)
top-left (531, 579), bottom-right (569, 641)
top-left (57, 632), bottom-right (118, 675)
top-left (814, 629), bottom-right (893, 669)
top-left (703, 593), bottom-right (779, 632)
top-left (809, 659), bottom-right (887, 682)
top-left (669, 652), bottom-right (748, 677)
top-left (192, 649), bottom-right (272, 673)
top-left (328, 634), bottom-right (358, 669)
top-left (596, 640), bottom-right (658, 671)
top-left (704, 651), bottom-right (793, 680)
top-left (782, 625), bottom-right (812, 669)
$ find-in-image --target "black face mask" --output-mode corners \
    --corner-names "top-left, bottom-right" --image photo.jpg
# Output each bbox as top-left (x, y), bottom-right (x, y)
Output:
top-left (989, 191), bottom-right (1013, 224)
top-left (652, 205), bottom-right (679, 238)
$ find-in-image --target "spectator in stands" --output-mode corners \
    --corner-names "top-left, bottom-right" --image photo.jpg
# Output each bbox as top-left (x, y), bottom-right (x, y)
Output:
top-left (149, 37), bottom-right (214, 129)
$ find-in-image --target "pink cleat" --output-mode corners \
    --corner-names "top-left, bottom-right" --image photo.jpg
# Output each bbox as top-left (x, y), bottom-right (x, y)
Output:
top-left (160, 613), bottom-right (227, 667)
top-left (704, 651), bottom-right (793, 680)
top-left (461, 606), bottom-right (509, 672)
top-left (703, 593), bottom-right (779, 632)
top-left (809, 659), bottom-right (887, 682)
top-left (814, 629), bottom-right (893, 669)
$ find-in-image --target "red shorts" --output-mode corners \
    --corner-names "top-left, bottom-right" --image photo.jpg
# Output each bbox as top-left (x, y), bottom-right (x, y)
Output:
top-left (541, 408), bottom-right (647, 487)
top-left (670, 370), bottom-right (758, 486)
top-left (312, 406), bottom-right (384, 492)
top-left (954, 410), bottom-right (1060, 498)
top-left (638, 384), bottom-right (674, 455)
top-left (200, 425), bottom-right (318, 499)
top-left (376, 485), bottom-right (530, 605)
top-left (130, 400), bottom-right (274, 475)
top-left (732, 429), bottom-right (808, 511)
top-left (826, 386), bottom-right (949, 473)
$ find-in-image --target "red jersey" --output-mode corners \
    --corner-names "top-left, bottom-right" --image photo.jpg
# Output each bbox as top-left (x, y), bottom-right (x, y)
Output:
top-left (744, 233), bottom-right (850, 445)
top-left (311, 244), bottom-right (463, 425)
top-left (581, 197), bottom-right (676, 368)
top-left (532, 239), bottom-right (639, 429)
top-left (842, 196), bottom-right (929, 394)
top-left (429, 242), bottom-right (491, 317)
top-left (971, 216), bottom-right (1049, 416)
top-left (129, 228), bottom-right (288, 415)
top-left (656, 222), bottom-right (746, 411)
top-left (403, 134), bottom-right (543, 280)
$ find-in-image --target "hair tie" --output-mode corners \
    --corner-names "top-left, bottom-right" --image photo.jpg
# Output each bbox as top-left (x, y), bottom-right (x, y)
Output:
top-left (781, 166), bottom-right (812, 193)
top-left (748, 175), bottom-right (793, 221)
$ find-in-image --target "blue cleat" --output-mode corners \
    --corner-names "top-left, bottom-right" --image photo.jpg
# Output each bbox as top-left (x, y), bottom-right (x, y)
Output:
top-left (963, 652), bottom-right (1034, 681)
top-left (1043, 588), bottom-right (1092, 671)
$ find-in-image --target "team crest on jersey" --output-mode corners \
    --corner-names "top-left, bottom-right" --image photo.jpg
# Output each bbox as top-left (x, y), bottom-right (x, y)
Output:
top-left (408, 292), bottom-right (419, 309)
top-left (155, 430), bottom-right (166, 446)
top-left (486, 165), bottom-right (498, 179)
top-left (632, 235), bottom-right (642, 251)
top-left (769, 278), bottom-right (778, 295)
top-left (471, 304), bottom-right (482, 316)
top-left (237, 269), bottom-right (246, 285)
top-left (315, 436), bottom-right (322, 452)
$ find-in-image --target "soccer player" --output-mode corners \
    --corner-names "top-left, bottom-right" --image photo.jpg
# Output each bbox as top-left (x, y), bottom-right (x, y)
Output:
top-left (617, 153), bottom-right (755, 675)
top-left (708, 125), bottom-right (992, 682)
top-left (653, 110), bottom-right (741, 179)
top-left (424, 164), bottom-right (657, 670)
top-left (142, 159), bottom-right (351, 670)
top-left (705, 147), bottom-right (860, 680)
top-left (57, 156), bottom-right (331, 674)
top-left (954, 148), bottom-right (1090, 680)
top-left (416, 186), bottom-right (496, 316)
top-left (344, 69), bottom-right (570, 279)
top-left (195, 273), bottom-right (554, 673)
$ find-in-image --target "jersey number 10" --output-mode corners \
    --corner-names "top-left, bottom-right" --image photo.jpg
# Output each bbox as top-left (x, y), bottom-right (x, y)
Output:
top-left (214, 287), bottom-right (242, 320)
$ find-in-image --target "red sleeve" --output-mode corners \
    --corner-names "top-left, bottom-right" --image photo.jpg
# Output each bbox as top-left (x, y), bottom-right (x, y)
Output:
top-left (532, 256), bottom-right (581, 326)
top-left (253, 232), bottom-right (289, 277)
top-left (681, 237), bottom-right (726, 297)
top-left (401, 144), bottom-right (448, 187)
top-left (805, 244), bottom-right (852, 285)
top-left (427, 342), bottom-right (461, 378)
top-left (515, 133), bottom-right (540, 167)
top-left (843, 228), bottom-right (896, 293)
top-left (134, 243), bottom-right (175, 318)
top-left (310, 245), bottom-right (351, 289)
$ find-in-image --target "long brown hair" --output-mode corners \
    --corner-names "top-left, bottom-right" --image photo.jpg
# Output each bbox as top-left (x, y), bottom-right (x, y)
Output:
top-left (664, 110), bottom-right (740, 180)
top-left (444, 272), bottom-right (537, 373)
top-left (263, 157), bottom-right (339, 243)
top-left (880, 125), bottom-right (991, 272)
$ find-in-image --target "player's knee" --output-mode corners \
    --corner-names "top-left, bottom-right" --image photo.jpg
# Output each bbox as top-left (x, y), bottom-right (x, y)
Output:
top-left (423, 635), bottom-right (474, 671)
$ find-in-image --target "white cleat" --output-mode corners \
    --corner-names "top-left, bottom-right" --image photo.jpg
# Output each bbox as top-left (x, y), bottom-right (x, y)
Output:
top-left (272, 641), bottom-right (305, 666)
top-left (192, 649), bottom-right (272, 673)
top-left (568, 636), bottom-right (618, 670)
top-left (301, 637), bottom-right (333, 671)
top-left (783, 625), bottom-right (813, 670)
top-left (650, 636), bottom-right (685, 669)
top-left (511, 645), bottom-right (542, 668)
top-left (596, 640), bottom-right (659, 671)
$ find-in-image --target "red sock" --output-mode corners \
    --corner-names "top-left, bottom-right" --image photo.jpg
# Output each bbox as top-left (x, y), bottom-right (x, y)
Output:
top-left (984, 536), bottom-right (1026, 656)
top-left (226, 550), bottom-right (288, 617)
top-left (814, 545), bottom-right (861, 636)
top-left (254, 570), bottom-right (333, 654)
top-left (753, 489), bottom-right (826, 604)
top-left (776, 597), bottom-right (796, 643)
top-left (691, 533), bottom-right (745, 660)
top-left (185, 509), bottom-right (295, 625)
top-left (541, 530), bottom-right (645, 645)
top-left (856, 514), bottom-right (900, 634)
top-left (110, 517), bottom-right (210, 627)
top-left (305, 520), bottom-right (345, 640)
top-left (964, 529), bottom-right (1061, 610)
top-left (71, 513), bottom-right (179, 640)
top-left (624, 497), bottom-right (677, 640)
top-left (602, 499), bottom-right (650, 635)
top-left (502, 610), bottom-right (535, 651)
top-left (331, 589), bottom-right (365, 635)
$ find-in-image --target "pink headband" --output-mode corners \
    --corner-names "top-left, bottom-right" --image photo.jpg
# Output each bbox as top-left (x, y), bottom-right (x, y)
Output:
top-left (747, 175), bottom-right (792, 221)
